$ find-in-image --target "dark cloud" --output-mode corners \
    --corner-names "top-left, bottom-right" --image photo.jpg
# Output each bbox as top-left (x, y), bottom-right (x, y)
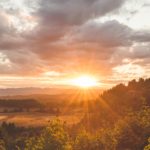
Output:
top-left (37, 0), bottom-right (125, 26)
top-left (0, 36), bottom-right (25, 50)
top-left (30, 0), bottom-right (126, 41)
top-left (131, 44), bottom-right (150, 59)
top-left (73, 20), bottom-right (150, 46)
top-left (73, 20), bottom-right (132, 47)
top-left (0, 50), bottom-right (47, 76)
top-left (131, 31), bottom-right (150, 43)
top-left (0, 12), bottom-right (12, 36)
top-left (0, 0), bottom-right (150, 83)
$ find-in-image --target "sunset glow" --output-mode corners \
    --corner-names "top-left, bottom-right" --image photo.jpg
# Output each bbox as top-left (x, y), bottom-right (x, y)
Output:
top-left (70, 75), bottom-right (99, 88)
top-left (0, 0), bottom-right (150, 88)
top-left (0, 1), bottom-right (149, 149)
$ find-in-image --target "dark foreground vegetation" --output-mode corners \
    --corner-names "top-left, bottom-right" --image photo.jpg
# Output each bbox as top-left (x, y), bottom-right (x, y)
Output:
top-left (0, 78), bottom-right (150, 150)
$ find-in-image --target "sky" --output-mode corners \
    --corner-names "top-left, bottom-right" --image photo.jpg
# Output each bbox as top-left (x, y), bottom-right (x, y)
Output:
top-left (0, 0), bottom-right (150, 88)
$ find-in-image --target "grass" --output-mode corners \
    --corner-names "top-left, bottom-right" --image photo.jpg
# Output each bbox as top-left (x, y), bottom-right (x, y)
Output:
top-left (0, 112), bottom-right (83, 127)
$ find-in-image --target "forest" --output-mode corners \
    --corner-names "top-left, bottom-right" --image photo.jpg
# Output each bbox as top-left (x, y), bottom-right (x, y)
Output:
top-left (0, 78), bottom-right (150, 150)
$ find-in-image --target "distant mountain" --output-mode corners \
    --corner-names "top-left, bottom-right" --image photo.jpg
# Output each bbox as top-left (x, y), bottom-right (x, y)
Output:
top-left (0, 87), bottom-right (102, 97)
top-left (0, 87), bottom-right (66, 96)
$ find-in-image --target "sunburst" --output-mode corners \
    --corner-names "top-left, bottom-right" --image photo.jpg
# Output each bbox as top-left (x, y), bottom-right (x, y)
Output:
top-left (70, 75), bottom-right (98, 88)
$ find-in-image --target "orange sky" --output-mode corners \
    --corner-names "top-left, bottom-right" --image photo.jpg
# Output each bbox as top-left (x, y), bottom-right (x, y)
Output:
top-left (0, 0), bottom-right (150, 88)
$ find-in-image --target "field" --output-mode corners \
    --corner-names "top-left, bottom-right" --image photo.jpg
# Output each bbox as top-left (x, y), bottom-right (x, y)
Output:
top-left (0, 112), bottom-right (83, 127)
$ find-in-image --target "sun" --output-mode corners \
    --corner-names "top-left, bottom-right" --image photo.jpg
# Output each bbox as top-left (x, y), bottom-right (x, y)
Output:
top-left (70, 75), bottom-right (98, 88)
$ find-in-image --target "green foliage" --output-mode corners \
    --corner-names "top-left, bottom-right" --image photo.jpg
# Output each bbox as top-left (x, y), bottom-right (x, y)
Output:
top-left (24, 119), bottom-right (72, 150)
top-left (114, 107), bottom-right (150, 150)
top-left (95, 129), bottom-right (117, 150)
top-left (144, 137), bottom-right (150, 150)
top-left (74, 106), bottom-right (150, 150)
top-left (0, 107), bottom-right (150, 150)
top-left (73, 130), bottom-right (96, 150)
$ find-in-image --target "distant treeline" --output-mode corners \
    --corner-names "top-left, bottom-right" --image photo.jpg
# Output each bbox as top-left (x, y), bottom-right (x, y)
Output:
top-left (0, 99), bottom-right (61, 114)
top-left (0, 99), bottom-right (42, 109)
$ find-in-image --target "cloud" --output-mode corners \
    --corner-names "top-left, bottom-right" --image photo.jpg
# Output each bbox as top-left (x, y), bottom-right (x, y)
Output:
top-left (0, 12), bottom-right (12, 36)
top-left (131, 31), bottom-right (150, 43)
top-left (73, 20), bottom-right (132, 47)
top-left (29, 0), bottom-right (125, 41)
top-left (37, 0), bottom-right (125, 26)
top-left (0, 0), bottom-right (150, 87)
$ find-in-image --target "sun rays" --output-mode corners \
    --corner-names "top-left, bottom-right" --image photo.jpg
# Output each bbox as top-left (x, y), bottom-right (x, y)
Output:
top-left (69, 75), bottom-right (99, 88)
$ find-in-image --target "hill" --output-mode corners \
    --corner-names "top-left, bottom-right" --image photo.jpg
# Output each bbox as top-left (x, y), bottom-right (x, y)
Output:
top-left (81, 78), bottom-right (150, 129)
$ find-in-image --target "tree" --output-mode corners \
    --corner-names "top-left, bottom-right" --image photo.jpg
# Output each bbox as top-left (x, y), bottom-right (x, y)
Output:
top-left (114, 107), bottom-right (150, 150)
top-left (73, 130), bottom-right (95, 150)
top-left (144, 137), bottom-right (150, 150)
top-left (24, 119), bottom-right (72, 150)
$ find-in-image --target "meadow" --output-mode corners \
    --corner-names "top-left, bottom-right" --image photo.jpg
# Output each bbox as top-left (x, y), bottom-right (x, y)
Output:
top-left (0, 112), bottom-right (82, 127)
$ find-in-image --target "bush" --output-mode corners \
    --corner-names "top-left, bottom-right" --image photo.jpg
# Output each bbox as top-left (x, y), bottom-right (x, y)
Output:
top-left (24, 119), bottom-right (72, 150)
top-left (144, 137), bottom-right (150, 150)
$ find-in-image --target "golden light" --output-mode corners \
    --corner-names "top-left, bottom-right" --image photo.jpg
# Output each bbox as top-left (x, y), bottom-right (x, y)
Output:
top-left (70, 75), bottom-right (99, 88)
